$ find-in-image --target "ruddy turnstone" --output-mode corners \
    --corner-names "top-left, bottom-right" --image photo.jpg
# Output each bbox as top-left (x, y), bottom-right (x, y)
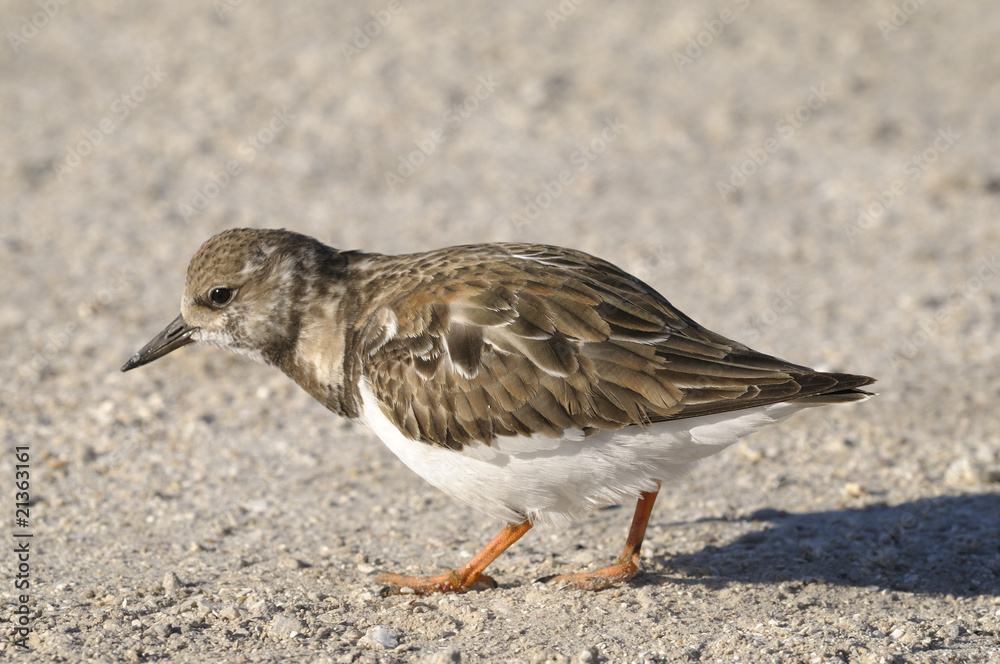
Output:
top-left (122, 228), bottom-right (875, 594)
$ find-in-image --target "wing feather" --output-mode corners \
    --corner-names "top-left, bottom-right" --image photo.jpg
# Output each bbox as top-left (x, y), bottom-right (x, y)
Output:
top-left (358, 244), bottom-right (875, 449)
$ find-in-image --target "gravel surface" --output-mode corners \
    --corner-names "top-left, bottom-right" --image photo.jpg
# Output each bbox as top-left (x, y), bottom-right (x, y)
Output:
top-left (2, 1), bottom-right (999, 662)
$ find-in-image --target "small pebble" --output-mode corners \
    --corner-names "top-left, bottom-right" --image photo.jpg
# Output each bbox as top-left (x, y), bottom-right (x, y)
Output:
top-left (152, 623), bottom-right (174, 638)
top-left (279, 556), bottom-right (309, 569)
top-left (218, 606), bottom-right (242, 621)
top-left (162, 572), bottom-right (183, 595)
top-left (247, 598), bottom-right (277, 618)
top-left (269, 614), bottom-right (306, 639)
top-left (359, 625), bottom-right (399, 649)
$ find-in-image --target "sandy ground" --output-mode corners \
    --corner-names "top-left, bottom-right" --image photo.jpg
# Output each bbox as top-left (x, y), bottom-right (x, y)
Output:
top-left (2, 1), bottom-right (999, 662)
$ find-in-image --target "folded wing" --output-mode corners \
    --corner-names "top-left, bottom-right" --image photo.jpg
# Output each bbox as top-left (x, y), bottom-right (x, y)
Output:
top-left (361, 244), bottom-right (874, 450)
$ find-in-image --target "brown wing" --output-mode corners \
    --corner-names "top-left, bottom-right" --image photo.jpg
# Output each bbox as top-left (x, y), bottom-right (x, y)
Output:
top-left (360, 244), bottom-right (874, 450)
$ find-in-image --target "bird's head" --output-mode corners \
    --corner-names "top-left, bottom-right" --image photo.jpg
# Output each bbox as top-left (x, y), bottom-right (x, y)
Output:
top-left (121, 228), bottom-right (347, 372)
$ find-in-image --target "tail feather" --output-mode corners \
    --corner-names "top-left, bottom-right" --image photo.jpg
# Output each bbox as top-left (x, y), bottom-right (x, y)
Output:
top-left (790, 371), bottom-right (876, 405)
top-left (651, 370), bottom-right (876, 422)
top-left (789, 371), bottom-right (876, 406)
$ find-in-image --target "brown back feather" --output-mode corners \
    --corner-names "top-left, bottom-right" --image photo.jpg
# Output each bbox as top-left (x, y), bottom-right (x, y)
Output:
top-left (358, 244), bottom-right (874, 449)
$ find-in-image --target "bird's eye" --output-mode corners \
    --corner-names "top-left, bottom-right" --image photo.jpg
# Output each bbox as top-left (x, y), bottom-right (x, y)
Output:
top-left (209, 287), bottom-right (235, 307)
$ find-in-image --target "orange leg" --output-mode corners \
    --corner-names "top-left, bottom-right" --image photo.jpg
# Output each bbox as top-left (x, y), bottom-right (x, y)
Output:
top-left (376, 520), bottom-right (533, 595)
top-left (539, 486), bottom-right (660, 590)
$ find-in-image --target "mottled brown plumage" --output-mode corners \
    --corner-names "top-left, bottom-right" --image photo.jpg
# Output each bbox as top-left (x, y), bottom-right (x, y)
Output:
top-left (122, 228), bottom-right (875, 594)
top-left (347, 243), bottom-right (873, 450)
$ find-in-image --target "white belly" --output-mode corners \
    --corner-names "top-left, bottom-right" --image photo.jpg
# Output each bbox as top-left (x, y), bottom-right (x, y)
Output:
top-left (358, 380), bottom-right (807, 528)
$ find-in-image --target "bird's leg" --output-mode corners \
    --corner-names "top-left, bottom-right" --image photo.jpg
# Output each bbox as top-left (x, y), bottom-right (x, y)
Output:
top-left (539, 485), bottom-right (660, 590)
top-left (376, 520), bottom-right (533, 595)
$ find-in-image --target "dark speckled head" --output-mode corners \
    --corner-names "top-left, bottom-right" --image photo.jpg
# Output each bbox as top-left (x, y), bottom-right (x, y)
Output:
top-left (122, 228), bottom-right (350, 372)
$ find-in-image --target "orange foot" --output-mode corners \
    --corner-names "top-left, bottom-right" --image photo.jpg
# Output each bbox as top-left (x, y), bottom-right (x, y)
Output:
top-left (537, 488), bottom-right (660, 591)
top-left (374, 521), bottom-right (533, 596)
top-left (536, 551), bottom-right (643, 591)
top-left (376, 570), bottom-right (497, 595)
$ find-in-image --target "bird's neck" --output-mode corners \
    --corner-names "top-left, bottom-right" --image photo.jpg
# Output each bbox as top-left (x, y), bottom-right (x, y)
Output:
top-left (275, 261), bottom-right (372, 419)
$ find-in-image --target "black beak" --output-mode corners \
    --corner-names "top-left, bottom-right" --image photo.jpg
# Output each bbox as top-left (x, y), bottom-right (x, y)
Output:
top-left (121, 314), bottom-right (197, 372)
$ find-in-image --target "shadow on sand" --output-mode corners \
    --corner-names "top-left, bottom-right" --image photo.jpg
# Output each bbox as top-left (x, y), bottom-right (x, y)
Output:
top-left (656, 493), bottom-right (1000, 597)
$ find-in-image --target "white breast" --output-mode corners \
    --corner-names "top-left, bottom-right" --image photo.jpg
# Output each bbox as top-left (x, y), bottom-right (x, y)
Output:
top-left (357, 380), bottom-right (809, 528)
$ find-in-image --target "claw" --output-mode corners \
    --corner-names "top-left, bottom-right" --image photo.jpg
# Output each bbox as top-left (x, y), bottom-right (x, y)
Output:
top-left (375, 570), bottom-right (498, 595)
top-left (535, 552), bottom-right (643, 591)
top-left (369, 521), bottom-right (532, 595)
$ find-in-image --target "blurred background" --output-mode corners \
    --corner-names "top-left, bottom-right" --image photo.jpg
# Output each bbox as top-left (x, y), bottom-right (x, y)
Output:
top-left (2, 1), bottom-right (998, 661)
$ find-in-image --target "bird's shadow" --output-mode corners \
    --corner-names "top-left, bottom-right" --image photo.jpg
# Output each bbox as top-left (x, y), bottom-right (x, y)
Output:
top-left (649, 493), bottom-right (1000, 597)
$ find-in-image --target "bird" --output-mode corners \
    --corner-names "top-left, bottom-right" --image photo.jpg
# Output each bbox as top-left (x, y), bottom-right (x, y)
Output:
top-left (122, 227), bottom-right (875, 594)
